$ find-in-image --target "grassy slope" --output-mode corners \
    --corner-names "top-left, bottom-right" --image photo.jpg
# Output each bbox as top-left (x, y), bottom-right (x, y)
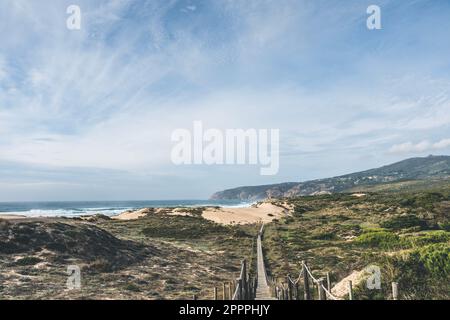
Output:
top-left (263, 183), bottom-right (450, 300)
top-left (345, 178), bottom-right (450, 193)
top-left (0, 215), bottom-right (258, 300)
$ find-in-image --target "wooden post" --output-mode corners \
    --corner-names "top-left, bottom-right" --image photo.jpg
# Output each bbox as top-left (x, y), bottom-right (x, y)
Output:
top-left (302, 261), bottom-right (311, 300)
top-left (326, 272), bottom-right (331, 292)
top-left (193, 294), bottom-right (197, 300)
top-left (228, 281), bottom-right (233, 300)
top-left (392, 282), bottom-right (399, 300)
top-left (286, 275), bottom-right (293, 300)
top-left (295, 282), bottom-right (300, 300)
top-left (272, 278), bottom-right (277, 298)
top-left (348, 281), bottom-right (353, 301)
top-left (242, 260), bottom-right (247, 300)
top-left (222, 283), bottom-right (226, 300)
top-left (213, 287), bottom-right (218, 300)
top-left (318, 278), bottom-right (326, 300)
top-left (238, 278), bottom-right (243, 300)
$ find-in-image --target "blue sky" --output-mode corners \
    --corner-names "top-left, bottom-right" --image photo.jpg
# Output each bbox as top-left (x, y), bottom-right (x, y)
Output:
top-left (1, 0), bottom-right (450, 201)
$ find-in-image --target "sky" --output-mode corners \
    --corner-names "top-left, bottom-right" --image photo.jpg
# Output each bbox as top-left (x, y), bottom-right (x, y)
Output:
top-left (0, 0), bottom-right (450, 201)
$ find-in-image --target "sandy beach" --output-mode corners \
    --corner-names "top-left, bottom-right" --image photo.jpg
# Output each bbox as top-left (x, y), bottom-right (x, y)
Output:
top-left (112, 201), bottom-right (289, 225)
top-left (0, 214), bottom-right (26, 220)
top-left (202, 202), bottom-right (288, 225)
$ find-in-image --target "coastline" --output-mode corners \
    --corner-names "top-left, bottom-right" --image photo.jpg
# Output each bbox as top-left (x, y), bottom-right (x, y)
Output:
top-left (0, 200), bottom-right (289, 225)
top-left (113, 201), bottom-right (289, 225)
top-left (0, 199), bottom-right (253, 219)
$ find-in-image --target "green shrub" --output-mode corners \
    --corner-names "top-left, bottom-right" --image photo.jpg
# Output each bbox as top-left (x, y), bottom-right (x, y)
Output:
top-left (14, 256), bottom-right (42, 266)
top-left (361, 227), bottom-right (386, 233)
top-left (122, 283), bottom-right (141, 292)
top-left (355, 231), bottom-right (401, 249)
top-left (380, 215), bottom-right (428, 230)
top-left (283, 217), bottom-right (295, 224)
top-left (293, 205), bottom-right (311, 216)
top-left (0, 219), bottom-right (11, 229)
top-left (311, 231), bottom-right (337, 240)
top-left (141, 216), bottom-right (228, 239)
top-left (406, 231), bottom-right (450, 247)
top-left (438, 222), bottom-right (450, 232)
top-left (399, 192), bottom-right (445, 209)
top-left (417, 243), bottom-right (450, 278)
top-left (87, 258), bottom-right (114, 273)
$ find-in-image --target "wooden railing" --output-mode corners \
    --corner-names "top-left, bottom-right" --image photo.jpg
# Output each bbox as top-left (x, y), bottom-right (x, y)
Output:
top-left (270, 260), bottom-right (400, 300)
top-left (231, 259), bottom-right (257, 300)
top-left (201, 223), bottom-right (402, 301)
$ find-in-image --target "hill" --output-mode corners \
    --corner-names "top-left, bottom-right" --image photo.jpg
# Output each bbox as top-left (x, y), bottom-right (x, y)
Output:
top-left (211, 155), bottom-right (450, 200)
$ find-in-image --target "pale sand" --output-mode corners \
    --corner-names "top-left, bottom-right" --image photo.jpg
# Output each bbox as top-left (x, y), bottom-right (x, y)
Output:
top-left (112, 207), bottom-right (193, 221)
top-left (113, 202), bottom-right (289, 225)
top-left (331, 269), bottom-right (368, 298)
top-left (0, 214), bottom-right (27, 220)
top-left (202, 202), bottom-right (288, 225)
top-left (112, 208), bottom-right (154, 220)
top-left (352, 193), bottom-right (367, 198)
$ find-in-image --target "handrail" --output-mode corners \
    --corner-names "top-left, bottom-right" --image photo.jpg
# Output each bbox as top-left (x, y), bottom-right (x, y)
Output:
top-left (302, 263), bottom-right (342, 300)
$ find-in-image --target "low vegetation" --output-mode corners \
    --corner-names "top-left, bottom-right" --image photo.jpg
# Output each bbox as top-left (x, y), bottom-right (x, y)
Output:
top-left (1, 180), bottom-right (448, 300)
top-left (264, 184), bottom-right (450, 299)
top-left (0, 215), bottom-right (258, 300)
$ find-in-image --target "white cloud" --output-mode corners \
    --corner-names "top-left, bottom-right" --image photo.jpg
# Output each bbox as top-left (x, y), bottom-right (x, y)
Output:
top-left (389, 139), bottom-right (450, 155)
top-left (1, 0), bottom-right (450, 200)
top-left (0, 55), bottom-right (7, 82)
top-left (432, 138), bottom-right (450, 149)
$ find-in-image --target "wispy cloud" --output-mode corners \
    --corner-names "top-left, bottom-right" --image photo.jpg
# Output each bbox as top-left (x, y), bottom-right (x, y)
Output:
top-left (1, 0), bottom-right (450, 200)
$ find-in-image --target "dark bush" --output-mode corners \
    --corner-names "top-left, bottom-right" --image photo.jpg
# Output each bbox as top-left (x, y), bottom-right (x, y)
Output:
top-left (293, 205), bottom-right (311, 216)
top-left (381, 215), bottom-right (428, 230)
top-left (14, 256), bottom-right (42, 266)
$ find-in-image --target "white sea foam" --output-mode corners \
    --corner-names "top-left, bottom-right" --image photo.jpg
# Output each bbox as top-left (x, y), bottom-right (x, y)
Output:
top-left (1, 208), bottom-right (134, 218)
top-left (0, 200), bottom-right (253, 218)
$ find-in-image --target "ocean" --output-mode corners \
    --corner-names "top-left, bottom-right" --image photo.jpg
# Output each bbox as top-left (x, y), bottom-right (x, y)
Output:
top-left (0, 200), bottom-right (252, 218)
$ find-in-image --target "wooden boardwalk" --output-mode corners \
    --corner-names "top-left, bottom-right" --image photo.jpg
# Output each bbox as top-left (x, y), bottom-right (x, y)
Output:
top-left (255, 225), bottom-right (276, 300)
top-left (225, 224), bottom-right (402, 301)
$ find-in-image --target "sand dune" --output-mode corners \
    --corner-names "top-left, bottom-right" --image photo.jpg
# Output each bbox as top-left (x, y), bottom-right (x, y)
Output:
top-left (202, 202), bottom-right (288, 225)
top-left (112, 208), bottom-right (154, 220)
